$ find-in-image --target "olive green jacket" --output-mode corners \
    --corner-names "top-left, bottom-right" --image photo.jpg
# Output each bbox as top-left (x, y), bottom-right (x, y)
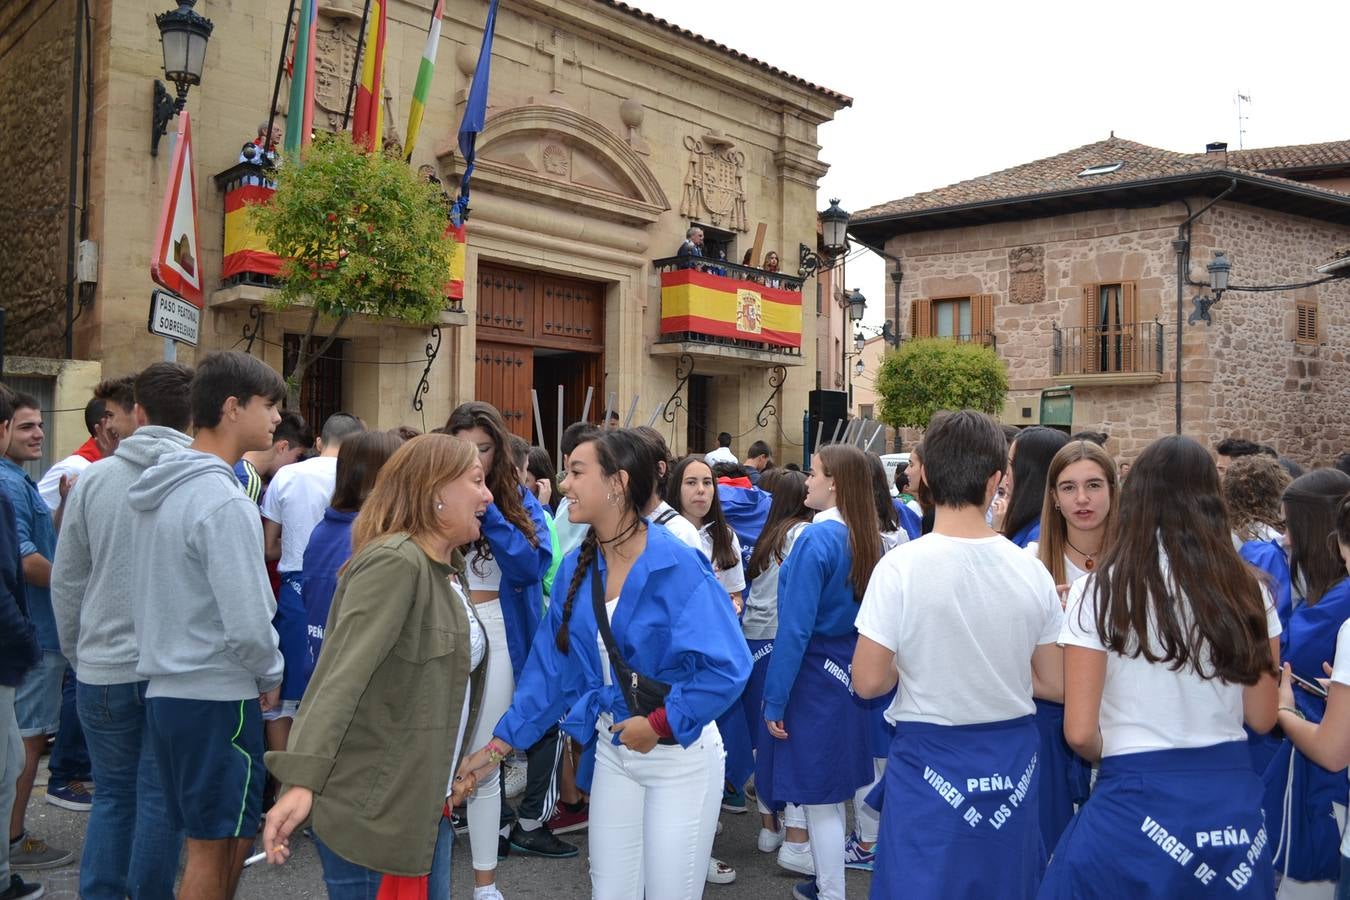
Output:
top-left (266, 534), bottom-right (485, 876)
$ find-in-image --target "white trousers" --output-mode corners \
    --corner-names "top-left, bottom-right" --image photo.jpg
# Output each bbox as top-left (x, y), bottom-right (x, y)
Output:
top-left (805, 801), bottom-right (848, 900)
top-left (588, 719), bottom-right (724, 900)
top-left (467, 599), bottom-right (514, 873)
top-left (853, 757), bottom-right (886, 843)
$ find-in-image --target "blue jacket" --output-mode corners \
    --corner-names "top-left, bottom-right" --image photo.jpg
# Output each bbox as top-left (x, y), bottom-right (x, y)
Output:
top-left (481, 486), bottom-right (554, 681)
top-left (1240, 538), bottom-right (1292, 636)
top-left (719, 483), bottom-right (771, 571)
top-left (495, 523), bottom-right (750, 762)
top-left (762, 515), bottom-right (860, 722)
top-left (0, 492), bottom-right (40, 686)
top-left (892, 499), bottom-right (922, 541)
top-left (300, 507), bottom-right (357, 685)
top-left (1009, 519), bottom-right (1041, 549)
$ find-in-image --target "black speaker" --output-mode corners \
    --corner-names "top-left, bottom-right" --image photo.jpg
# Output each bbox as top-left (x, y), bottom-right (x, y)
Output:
top-left (807, 389), bottom-right (848, 454)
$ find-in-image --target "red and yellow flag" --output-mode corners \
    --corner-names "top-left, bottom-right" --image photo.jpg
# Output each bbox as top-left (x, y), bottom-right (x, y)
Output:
top-left (351, 0), bottom-right (387, 151)
top-left (660, 269), bottom-right (802, 348)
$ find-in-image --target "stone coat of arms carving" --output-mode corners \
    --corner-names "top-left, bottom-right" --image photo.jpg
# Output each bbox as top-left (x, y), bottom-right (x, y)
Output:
top-left (681, 134), bottom-right (748, 232)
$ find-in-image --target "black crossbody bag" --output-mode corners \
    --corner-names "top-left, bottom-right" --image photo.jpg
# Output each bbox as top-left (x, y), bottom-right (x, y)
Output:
top-left (590, 558), bottom-right (678, 745)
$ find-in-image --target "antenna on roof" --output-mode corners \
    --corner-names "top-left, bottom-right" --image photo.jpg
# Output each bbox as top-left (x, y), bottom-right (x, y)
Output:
top-left (1236, 92), bottom-right (1252, 150)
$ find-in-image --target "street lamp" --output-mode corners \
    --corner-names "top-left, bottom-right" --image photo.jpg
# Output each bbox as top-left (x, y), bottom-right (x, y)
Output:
top-left (854, 332), bottom-right (866, 353)
top-left (854, 356), bottom-right (865, 378)
top-left (152, 0), bottom-right (213, 156)
top-left (1188, 250), bottom-right (1233, 326)
top-left (799, 199), bottom-right (852, 277)
top-left (846, 287), bottom-right (867, 323)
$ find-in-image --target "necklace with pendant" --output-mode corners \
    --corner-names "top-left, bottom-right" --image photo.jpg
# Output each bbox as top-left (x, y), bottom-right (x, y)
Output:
top-left (1065, 537), bottom-right (1097, 571)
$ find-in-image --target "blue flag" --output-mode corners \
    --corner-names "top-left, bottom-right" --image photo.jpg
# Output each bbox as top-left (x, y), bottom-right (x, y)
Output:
top-left (451, 0), bottom-right (498, 225)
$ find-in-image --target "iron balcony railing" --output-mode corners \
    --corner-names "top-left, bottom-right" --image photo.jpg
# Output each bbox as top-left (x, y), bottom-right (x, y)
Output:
top-left (1052, 321), bottom-right (1164, 376)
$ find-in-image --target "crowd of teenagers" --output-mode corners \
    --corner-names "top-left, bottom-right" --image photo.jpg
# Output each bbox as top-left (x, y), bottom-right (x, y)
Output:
top-left (4, 350), bottom-right (1350, 899)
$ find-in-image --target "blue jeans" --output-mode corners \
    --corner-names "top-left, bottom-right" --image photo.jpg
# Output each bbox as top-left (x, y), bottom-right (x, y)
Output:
top-left (50, 664), bottom-right (91, 782)
top-left (316, 815), bottom-right (453, 900)
top-left (76, 681), bottom-right (184, 900)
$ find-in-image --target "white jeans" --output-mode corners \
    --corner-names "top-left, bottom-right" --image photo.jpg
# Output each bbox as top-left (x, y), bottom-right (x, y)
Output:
top-left (467, 599), bottom-right (514, 873)
top-left (853, 757), bottom-right (886, 843)
top-left (589, 718), bottom-right (724, 900)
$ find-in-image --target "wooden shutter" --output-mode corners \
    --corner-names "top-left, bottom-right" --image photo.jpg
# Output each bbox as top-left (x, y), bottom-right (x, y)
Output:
top-left (910, 298), bottom-right (932, 338)
top-left (1120, 281), bottom-right (1138, 372)
top-left (1082, 284), bottom-right (1099, 372)
top-left (1296, 299), bottom-right (1319, 344)
top-left (971, 294), bottom-right (995, 346)
top-left (474, 341), bottom-right (533, 439)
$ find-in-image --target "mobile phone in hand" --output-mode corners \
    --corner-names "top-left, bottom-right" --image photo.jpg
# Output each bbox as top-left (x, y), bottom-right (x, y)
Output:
top-left (1290, 671), bottom-right (1330, 699)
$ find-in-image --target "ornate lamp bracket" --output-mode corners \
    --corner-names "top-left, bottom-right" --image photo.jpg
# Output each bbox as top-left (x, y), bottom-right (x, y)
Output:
top-left (412, 325), bottom-right (442, 412)
top-left (660, 353), bottom-right (694, 423)
top-left (755, 365), bottom-right (787, 428)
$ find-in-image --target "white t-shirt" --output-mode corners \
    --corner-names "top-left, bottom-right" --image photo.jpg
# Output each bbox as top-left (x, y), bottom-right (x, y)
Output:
top-left (697, 523), bottom-right (745, 597)
top-left (37, 453), bottom-right (93, 511)
top-left (648, 500), bottom-right (701, 550)
top-left (856, 533), bottom-right (1064, 726)
top-left (260, 455), bottom-right (338, 572)
top-left (704, 447), bottom-right (738, 466)
top-left (1059, 567), bottom-right (1281, 758)
top-left (1025, 541), bottom-right (1089, 586)
top-left (465, 547), bottom-right (502, 593)
top-left (443, 579), bottom-right (485, 797)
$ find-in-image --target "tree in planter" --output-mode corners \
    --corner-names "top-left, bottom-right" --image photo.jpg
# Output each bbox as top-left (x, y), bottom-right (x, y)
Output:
top-left (250, 133), bottom-right (452, 406)
top-left (874, 338), bottom-right (1009, 431)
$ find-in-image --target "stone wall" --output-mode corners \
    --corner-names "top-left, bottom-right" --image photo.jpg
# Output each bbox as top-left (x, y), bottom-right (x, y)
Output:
top-left (0, 0), bottom-right (76, 359)
top-left (1198, 203), bottom-right (1350, 466)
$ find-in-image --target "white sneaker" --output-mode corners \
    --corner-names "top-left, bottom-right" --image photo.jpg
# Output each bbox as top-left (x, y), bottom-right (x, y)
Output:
top-left (777, 842), bottom-right (814, 876)
top-left (503, 763), bottom-right (527, 800)
top-left (757, 825), bottom-right (784, 853)
top-left (706, 857), bottom-right (736, 885)
top-left (472, 886), bottom-right (505, 900)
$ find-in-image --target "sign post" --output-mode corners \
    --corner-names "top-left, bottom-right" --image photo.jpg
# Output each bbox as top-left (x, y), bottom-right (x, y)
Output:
top-left (150, 112), bottom-right (203, 358)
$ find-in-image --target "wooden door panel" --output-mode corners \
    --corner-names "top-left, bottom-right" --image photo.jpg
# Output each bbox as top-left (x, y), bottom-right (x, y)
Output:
top-left (476, 266), bottom-right (531, 336)
top-left (536, 276), bottom-right (603, 347)
top-left (474, 341), bottom-right (533, 438)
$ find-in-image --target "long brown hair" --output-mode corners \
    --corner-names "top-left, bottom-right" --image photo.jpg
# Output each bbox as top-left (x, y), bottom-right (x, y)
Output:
top-left (1037, 440), bottom-right (1119, 584)
top-left (666, 455), bottom-right (738, 571)
top-left (331, 430), bottom-right (404, 512)
top-left (1085, 435), bottom-right (1272, 684)
top-left (1284, 468), bottom-right (1350, 605)
top-left (351, 434), bottom-right (478, 559)
top-left (817, 444), bottom-right (882, 601)
top-left (746, 470), bottom-right (810, 579)
top-left (446, 402), bottom-right (538, 554)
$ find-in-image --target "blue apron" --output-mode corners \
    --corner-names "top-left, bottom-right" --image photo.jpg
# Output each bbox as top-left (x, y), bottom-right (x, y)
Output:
top-left (718, 702), bottom-right (754, 791)
top-left (1033, 698), bottom-right (1092, 853)
top-left (740, 638), bottom-right (773, 754)
top-left (1039, 742), bottom-right (1274, 899)
top-left (872, 715), bottom-right (1042, 900)
top-left (755, 633), bottom-right (871, 807)
top-left (274, 571), bottom-right (309, 702)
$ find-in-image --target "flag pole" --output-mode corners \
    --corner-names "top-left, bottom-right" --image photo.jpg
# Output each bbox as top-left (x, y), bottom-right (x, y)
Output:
top-left (341, 0), bottom-right (373, 130)
top-left (265, 0), bottom-right (298, 156)
top-left (579, 386), bottom-right (593, 425)
top-left (623, 395), bottom-right (640, 427)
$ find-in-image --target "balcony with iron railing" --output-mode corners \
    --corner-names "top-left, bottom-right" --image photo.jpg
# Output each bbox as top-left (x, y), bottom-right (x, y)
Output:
top-left (1052, 321), bottom-right (1165, 385)
top-left (652, 256), bottom-right (807, 366)
top-left (209, 162), bottom-right (467, 323)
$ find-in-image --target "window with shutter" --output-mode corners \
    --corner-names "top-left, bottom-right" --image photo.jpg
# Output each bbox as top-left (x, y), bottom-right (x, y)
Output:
top-left (910, 298), bottom-right (932, 338)
top-left (1296, 300), bottom-right (1319, 345)
top-left (1082, 284), bottom-right (1099, 372)
top-left (971, 294), bottom-right (995, 346)
top-left (1079, 282), bottom-right (1137, 373)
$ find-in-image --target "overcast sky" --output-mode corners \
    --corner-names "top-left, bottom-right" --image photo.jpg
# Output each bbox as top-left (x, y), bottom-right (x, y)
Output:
top-left (631, 0), bottom-right (1350, 328)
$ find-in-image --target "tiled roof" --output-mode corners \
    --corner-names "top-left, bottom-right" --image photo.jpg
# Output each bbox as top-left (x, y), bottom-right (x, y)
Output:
top-left (854, 136), bottom-right (1350, 222)
top-left (598, 1), bottom-right (852, 107)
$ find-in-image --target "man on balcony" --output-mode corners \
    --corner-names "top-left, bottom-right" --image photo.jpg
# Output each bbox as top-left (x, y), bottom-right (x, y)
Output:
top-left (678, 226), bottom-right (705, 268)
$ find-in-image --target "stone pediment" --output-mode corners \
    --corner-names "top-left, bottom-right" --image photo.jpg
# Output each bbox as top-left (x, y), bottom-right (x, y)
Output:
top-left (442, 105), bottom-right (669, 227)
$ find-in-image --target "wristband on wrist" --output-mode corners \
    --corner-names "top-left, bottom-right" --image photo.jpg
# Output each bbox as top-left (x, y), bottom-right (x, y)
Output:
top-left (486, 738), bottom-right (510, 765)
top-left (1279, 706), bottom-right (1306, 720)
top-left (646, 707), bottom-right (673, 739)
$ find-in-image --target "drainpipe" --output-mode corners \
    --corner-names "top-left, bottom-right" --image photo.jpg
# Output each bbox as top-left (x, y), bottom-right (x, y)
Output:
top-left (1171, 178), bottom-right (1237, 434)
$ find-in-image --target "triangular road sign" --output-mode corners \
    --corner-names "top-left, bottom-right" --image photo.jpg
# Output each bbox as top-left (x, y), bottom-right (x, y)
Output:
top-left (151, 112), bottom-right (203, 307)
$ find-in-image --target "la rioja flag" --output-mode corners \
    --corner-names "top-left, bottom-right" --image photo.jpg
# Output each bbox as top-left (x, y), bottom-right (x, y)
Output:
top-left (150, 112), bottom-right (203, 307)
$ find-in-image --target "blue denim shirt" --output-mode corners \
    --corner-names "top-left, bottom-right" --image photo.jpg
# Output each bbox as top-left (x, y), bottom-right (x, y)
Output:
top-left (0, 458), bottom-right (58, 650)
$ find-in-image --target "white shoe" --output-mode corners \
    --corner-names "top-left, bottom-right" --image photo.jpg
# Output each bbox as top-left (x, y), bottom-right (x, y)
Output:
top-left (472, 886), bottom-right (505, 900)
top-left (503, 763), bottom-right (527, 800)
top-left (757, 825), bottom-right (784, 853)
top-left (777, 842), bottom-right (814, 876)
top-left (706, 857), bottom-right (736, 885)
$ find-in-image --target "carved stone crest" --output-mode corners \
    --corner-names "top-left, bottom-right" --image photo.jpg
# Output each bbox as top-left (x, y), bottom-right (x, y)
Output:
top-left (313, 16), bottom-right (361, 131)
top-left (542, 143), bottom-right (570, 176)
top-left (1008, 245), bottom-right (1045, 305)
top-left (735, 289), bottom-right (763, 334)
top-left (680, 133), bottom-right (748, 232)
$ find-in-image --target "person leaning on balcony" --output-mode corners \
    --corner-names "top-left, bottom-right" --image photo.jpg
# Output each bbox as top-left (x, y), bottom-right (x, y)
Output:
top-left (677, 226), bottom-right (704, 270)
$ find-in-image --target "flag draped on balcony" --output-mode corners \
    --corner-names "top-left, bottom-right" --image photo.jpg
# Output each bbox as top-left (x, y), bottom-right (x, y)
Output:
top-left (450, 0), bottom-right (499, 226)
top-left (283, 0), bottom-right (318, 156)
top-left (351, 0), bottom-right (387, 152)
top-left (403, 0), bottom-right (444, 160)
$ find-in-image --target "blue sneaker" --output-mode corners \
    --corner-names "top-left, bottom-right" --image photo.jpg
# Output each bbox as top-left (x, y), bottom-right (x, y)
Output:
top-left (45, 781), bottom-right (92, 812)
top-left (843, 830), bottom-right (875, 871)
top-left (721, 783), bottom-right (747, 814)
top-left (791, 880), bottom-right (819, 900)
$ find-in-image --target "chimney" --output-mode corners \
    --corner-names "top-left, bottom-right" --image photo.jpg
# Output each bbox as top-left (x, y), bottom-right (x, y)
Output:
top-left (1206, 141), bottom-right (1229, 154)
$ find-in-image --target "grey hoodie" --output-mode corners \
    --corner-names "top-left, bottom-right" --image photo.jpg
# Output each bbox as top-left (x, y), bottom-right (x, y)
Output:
top-left (127, 447), bottom-right (283, 701)
top-left (52, 426), bottom-right (192, 684)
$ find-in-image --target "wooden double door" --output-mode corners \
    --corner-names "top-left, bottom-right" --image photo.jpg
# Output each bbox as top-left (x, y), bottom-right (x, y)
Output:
top-left (474, 263), bottom-right (606, 451)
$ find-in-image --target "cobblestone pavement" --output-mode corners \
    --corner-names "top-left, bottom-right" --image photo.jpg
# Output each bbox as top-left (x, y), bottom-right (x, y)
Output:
top-left (16, 772), bottom-right (874, 898)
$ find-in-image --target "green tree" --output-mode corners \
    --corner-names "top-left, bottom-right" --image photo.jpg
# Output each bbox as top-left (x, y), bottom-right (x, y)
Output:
top-left (250, 133), bottom-right (451, 406)
top-left (874, 338), bottom-right (1009, 430)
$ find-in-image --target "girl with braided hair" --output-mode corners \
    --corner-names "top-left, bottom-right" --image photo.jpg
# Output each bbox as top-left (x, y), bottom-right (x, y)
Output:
top-left (457, 429), bottom-right (751, 900)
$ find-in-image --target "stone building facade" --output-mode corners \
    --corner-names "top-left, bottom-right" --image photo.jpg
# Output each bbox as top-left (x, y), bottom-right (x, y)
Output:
top-left (850, 137), bottom-right (1350, 466)
top-left (0, 0), bottom-right (849, 460)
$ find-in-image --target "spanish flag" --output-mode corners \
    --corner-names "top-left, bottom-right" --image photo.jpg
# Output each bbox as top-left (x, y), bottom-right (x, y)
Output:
top-left (660, 269), bottom-right (802, 348)
top-left (351, 0), bottom-right (387, 152)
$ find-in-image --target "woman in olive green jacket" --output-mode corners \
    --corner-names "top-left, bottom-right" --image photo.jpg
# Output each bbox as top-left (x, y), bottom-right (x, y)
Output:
top-left (264, 433), bottom-right (493, 890)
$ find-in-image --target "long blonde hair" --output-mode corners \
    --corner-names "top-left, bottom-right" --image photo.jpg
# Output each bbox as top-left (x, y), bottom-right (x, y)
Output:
top-left (351, 433), bottom-right (478, 559)
top-left (1037, 440), bottom-right (1119, 584)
